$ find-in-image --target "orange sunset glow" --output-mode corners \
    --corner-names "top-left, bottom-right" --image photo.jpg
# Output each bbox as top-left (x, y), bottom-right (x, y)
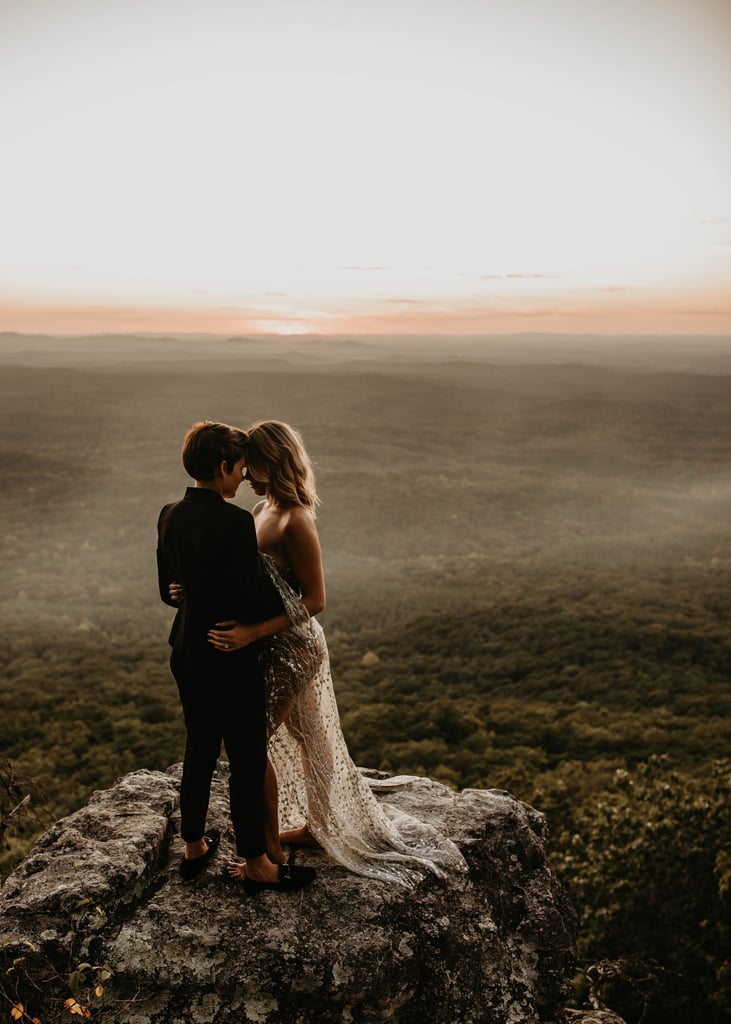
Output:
top-left (1, 0), bottom-right (729, 338)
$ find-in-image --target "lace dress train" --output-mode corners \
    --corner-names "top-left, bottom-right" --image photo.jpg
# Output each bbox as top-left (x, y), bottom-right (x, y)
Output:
top-left (260, 554), bottom-right (467, 887)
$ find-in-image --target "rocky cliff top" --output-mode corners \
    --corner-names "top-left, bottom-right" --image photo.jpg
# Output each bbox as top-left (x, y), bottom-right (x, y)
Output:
top-left (0, 765), bottom-right (594, 1024)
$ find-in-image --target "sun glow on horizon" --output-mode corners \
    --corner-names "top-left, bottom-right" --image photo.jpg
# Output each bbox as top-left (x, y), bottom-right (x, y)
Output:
top-left (251, 321), bottom-right (319, 336)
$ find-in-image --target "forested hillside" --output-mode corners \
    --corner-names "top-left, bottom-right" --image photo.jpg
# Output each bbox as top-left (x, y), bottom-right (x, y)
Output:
top-left (1, 332), bottom-right (730, 1023)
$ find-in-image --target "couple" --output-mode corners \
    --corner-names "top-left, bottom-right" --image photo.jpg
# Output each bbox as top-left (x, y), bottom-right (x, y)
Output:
top-left (157, 419), bottom-right (466, 893)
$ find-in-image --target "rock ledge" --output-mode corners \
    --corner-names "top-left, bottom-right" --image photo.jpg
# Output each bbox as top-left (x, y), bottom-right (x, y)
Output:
top-left (0, 765), bottom-right (581, 1024)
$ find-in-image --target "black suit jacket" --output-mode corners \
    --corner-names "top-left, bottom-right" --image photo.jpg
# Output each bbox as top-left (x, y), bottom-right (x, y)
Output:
top-left (156, 487), bottom-right (284, 678)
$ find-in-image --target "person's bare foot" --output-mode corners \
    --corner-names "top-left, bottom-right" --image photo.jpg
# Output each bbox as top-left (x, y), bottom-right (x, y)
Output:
top-left (227, 860), bottom-right (247, 881)
top-left (227, 855), bottom-right (317, 892)
top-left (279, 825), bottom-right (321, 849)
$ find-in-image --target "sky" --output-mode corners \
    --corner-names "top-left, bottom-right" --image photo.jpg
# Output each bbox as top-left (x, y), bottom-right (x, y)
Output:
top-left (0, 0), bottom-right (729, 337)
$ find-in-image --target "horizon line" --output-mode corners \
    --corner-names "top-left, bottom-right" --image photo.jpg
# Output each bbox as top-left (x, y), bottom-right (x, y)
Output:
top-left (3, 329), bottom-right (731, 341)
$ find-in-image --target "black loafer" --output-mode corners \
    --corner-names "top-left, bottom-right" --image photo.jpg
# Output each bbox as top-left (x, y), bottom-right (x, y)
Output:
top-left (179, 828), bottom-right (221, 880)
top-left (242, 863), bottom-right (316, 894)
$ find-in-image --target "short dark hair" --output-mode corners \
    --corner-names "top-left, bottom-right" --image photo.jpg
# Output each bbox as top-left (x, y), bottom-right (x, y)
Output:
top-left (181, 421), bottom-right (248, 482)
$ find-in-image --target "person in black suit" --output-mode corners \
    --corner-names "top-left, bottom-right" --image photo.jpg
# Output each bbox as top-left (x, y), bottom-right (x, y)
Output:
top-left (157, 421), bottom-right (315, 891)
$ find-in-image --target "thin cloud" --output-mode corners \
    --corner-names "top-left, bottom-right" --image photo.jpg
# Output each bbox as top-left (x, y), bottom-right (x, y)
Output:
top-left (480, 273), bottom-right (560, 281)
top-left (507, 273), bottom-right (558, 279)
top-left (503, 309), bottom-right (603, 318)
top-left (673, 308), bottom-right (731, 316)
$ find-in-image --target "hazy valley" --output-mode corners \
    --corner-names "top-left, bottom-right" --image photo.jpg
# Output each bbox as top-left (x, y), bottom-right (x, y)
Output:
top-left (1, 331), bottom-right (730, 1023)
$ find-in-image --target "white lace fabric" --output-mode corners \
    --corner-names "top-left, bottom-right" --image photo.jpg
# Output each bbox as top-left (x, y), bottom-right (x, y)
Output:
top-left (260, 553), bottom-right (468, 887)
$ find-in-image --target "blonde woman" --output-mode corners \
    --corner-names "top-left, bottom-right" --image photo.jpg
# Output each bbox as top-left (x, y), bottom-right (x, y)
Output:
top-left (207, 420), bottom-right (467, 888)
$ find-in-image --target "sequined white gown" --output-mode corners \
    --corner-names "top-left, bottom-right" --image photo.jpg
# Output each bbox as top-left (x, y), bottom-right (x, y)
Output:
top-left (259, 554), bottom-right (467, 887)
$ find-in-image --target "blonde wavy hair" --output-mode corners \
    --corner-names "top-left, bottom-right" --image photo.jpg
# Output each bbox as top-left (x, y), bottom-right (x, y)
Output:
top-left (245, 420), bottom-right (319, 512)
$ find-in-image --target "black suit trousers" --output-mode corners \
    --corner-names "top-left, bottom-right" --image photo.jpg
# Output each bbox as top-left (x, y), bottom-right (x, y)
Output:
top-left (171, 650), bottom-right (268, 858)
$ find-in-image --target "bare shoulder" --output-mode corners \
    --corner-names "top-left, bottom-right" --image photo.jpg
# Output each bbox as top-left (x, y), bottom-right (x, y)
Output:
top-left (284, 504), bottom-right (316, 528)
top-left (251, 500), bottom-right (267, 519)
top-left (282, 505), bottom-right (320, 543)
